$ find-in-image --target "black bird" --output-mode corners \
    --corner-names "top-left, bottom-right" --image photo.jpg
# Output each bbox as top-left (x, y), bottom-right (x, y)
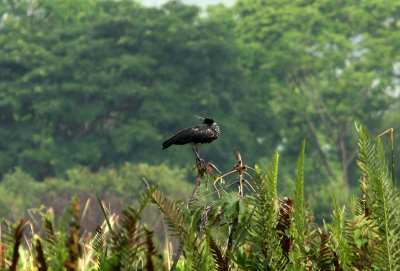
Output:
top-left (162, 117), bottom-right (220, 162)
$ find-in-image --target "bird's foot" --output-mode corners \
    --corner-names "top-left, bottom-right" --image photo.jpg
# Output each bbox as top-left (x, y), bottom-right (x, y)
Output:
top-left (193, 146), bottom-right (205, 167)
top-left (196, 157), bottom-right (205, 168)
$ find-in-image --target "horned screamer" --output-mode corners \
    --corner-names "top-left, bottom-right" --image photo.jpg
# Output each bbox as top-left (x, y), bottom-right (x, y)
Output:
top-left (162, 117), bottom-right (220, 162)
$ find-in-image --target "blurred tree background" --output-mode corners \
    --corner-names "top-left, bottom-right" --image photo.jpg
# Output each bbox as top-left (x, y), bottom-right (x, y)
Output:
top-left (1, 0), bottom-right (400, 225)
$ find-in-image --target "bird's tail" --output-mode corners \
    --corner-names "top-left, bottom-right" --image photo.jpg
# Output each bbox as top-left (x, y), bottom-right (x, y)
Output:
top-left (162, 136), bottom-right (176, 149)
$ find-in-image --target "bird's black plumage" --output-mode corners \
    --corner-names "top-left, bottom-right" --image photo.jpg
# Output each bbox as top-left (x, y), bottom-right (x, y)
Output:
top-left (162, 118), bottom-right (220, 149)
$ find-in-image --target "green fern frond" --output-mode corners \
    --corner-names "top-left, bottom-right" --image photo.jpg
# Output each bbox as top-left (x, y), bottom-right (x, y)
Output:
top-left (149, 189), bottom-right (186, 244)
top-left (149, 188), bottom-right (206, 269)
top-left (64, 198), bottom-right (81, 271)
top-left (344, 214), bottom-right (378, 270)
top-left (43, 218), bottom-right (55, 245)
top-left (356, 125), bottom-right (400, 270)
top-left (347, 196), bottom-right (365, 220)
top-left (208, 235), bottom-right (229, 271)
top-left (266, 153), bottom-right (279, 201)
top-left (289, 140), bottom-right (307, 269)
top-left (252, 153), bottom-right (279, 206)
top-left (137, 188), bottom-right (152, 218)
top-left (317, 230), bottom-right (335, 270)
top-left (110, 206), bottom-right (147, 270)
top-left (92, 226), bottom-right (106, 268)
top-left (289, 140), bottom-right (323, 269)
top-left (35, 239), bottom-right (48, 271)
top-left (40, 200), bottom-right (75, 270)
top-left (186, 231), bottom-right (207, 271)
top-left (276, 197), bottom-right (294, 263)
top-left (95, 193), bottom-right (114, 235)
top-left (144, 228), bottom-right (158, 271)
top-left (328, 192), bottom-right (351, 269)
top-left (247, 153), bottom-right (283, 269)
top-left (294, 140), bottom-right (306, 241)
top-left (9, 218), bottom-right (24, 271)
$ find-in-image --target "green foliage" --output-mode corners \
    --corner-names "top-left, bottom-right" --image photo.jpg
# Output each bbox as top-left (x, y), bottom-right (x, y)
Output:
top-left (96, 204), bottom-right (159, 270)
top-left (2, 127), bottom-right (400, 270)
top-left (1, 195), bottom-right (163, 270)
top-left (246, 153), bottom-right (283, 269)
top-left (0, 163), bottom-right (192, 218)
top-left (0, 0), bottom-right (267, 180)
top-left (233, 0), bottom-right (400, 189)
top-left (9, 219), bottom-right (24, 271)
top-left (0, 162), bottom-right (193, 250)
top-left (293, 140), bottom-right (306, 252)
top-left (328, 192), bottom-right (351, 269)
top-left (1, 2), bottom-right (400, 269)
top-left (356, 125), bottom-right (400, 270)
top-left (2, 0), bottom-right (399, 226)
top-left (150, 128), bottom-right (400, 270)
top-left (149, 188), bottom-right (210, 270)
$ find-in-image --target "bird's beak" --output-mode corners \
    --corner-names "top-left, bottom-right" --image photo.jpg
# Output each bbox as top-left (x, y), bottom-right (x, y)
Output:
top-left (194, 115), bottom-right (205, 120)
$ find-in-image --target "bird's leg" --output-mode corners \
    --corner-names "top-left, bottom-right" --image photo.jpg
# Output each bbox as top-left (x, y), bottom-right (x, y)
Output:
top-left (193, 146), bottom-right (205, 166)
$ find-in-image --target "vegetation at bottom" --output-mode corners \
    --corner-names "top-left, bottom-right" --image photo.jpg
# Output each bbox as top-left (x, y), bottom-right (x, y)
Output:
top-left (1, 126), bottom-right (399, 270)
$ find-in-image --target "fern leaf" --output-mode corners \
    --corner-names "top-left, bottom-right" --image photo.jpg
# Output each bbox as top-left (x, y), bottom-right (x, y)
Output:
top-left (209, 235), bottom-right (229, 271)
top-left (247, 153), bottom-right (283, 269)
top-left (344, 214), bottom-right (378, 269)
top-left (317, 230), bottom-right (334, 270)
top-left (43, 218), bottom-right (55, 245)
top-left (9, 218), bottom-right (24, 271)
top-left (276, 197), bottom-right (294, 263)
top-left (266, 153), bottom-right (279, 200)
top-left (328, 192), bottom-right (351, 269)
top-left (41, 201), bottom-right (76, 270)
top-left (92, 226), bottom-right (106, 268)
top-left (144, 228), bottom-right (157, 271)
top-left (105, 206), bottom-right (145, 270)
top-left (35, 239), bottom-right (48, 271)
top-left (64, 198), bottom-right (81, 271)
top-left (149, 189), bottom-right (186, 244)
top-left (95, 193), bottom-right (114, 235)
top-left (294, 140), bottom-right (306, 243)
top-left (356, 125), bottom-right (400, 270)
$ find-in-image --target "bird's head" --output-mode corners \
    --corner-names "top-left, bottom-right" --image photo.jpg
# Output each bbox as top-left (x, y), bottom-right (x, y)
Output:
top-left (203, 118), bottom-right (214, 125)
top-left (195, 116), bottom-right (215, 125)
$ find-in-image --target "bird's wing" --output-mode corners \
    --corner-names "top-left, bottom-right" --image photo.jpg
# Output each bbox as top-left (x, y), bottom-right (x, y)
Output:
top-left (162, 125), bottom-right (216, 149)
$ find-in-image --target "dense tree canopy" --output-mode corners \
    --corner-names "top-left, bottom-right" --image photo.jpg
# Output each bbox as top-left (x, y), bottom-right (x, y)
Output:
top-left (0, 0), bottom-right (399, 198)
top-left (233, 0), bottom-right (400, 188)
top-left (0, 0), bottom-right (281, 180)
